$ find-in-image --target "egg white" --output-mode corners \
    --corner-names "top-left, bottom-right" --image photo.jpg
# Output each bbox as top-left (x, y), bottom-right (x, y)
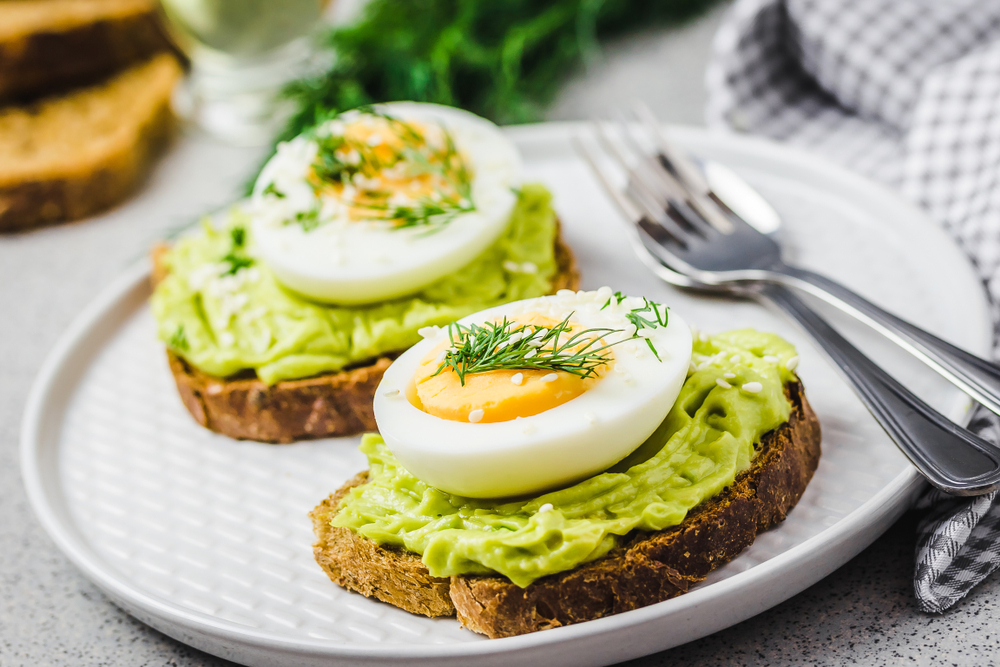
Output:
top-left (373, 289), bottom-right (693, 498)
top-left (249, 102), bottom-right (521, 305)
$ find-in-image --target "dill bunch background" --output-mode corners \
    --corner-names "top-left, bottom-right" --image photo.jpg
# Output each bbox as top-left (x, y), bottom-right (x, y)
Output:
top-left (276, 0), bottom-right (717, 150)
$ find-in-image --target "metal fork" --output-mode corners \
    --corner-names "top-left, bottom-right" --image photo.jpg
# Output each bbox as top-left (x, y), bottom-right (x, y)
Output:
top-left (576, 121), bottom-right (1000, 496)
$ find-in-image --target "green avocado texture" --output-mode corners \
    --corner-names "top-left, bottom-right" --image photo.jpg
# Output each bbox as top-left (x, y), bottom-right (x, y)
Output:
top-left (332, 330), bottom-right (799, 587)
top-left (151, 184), bottom-right (559, 385)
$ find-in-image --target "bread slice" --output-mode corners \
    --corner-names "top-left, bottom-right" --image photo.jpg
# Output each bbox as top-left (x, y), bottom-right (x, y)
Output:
top-left (0, 53), bottom-right (181, 231)
top-left (154, 230), bottom-right (580, 443)
top-left (309, 381), bottom-right (821, 638)
top-left (0, 0), bottom-right (170, 101)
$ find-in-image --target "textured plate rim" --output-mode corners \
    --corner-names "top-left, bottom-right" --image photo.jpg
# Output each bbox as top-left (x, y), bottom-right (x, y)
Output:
top-left (20, 123), bottom-right (989, 664)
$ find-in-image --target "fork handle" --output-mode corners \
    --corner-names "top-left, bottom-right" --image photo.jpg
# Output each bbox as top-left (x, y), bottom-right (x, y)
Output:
top-left (774, 264), bottom-right (1000, 418)
top-left (760, 283), bottom-right (1000, 496)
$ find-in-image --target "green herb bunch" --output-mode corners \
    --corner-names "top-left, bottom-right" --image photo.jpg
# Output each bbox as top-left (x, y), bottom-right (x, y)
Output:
top-left (268, 0), bottom-right (717, 178)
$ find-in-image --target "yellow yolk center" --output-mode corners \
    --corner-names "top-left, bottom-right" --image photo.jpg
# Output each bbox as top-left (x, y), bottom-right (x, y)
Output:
top-left (410, 313), bottom-right (612, 423)
top-left (310, 117), bottom-right (470, 225)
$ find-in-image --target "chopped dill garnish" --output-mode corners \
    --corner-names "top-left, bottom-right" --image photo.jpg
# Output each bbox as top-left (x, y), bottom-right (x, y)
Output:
top-left (168, 324), bottom-right (189, 351)
top-left (286, 207), bottom-right (322, 232)
top-left (601, 291), bottom-right (626, 310)
top-left (221, 225), bottom-right (254, 274)
top-left (433, 299), bottom-right (671, 385)
top-left (262, 182), bottom-right (285, 198)
top-left (434, 314), bottom-right (616, 386)
top-left (625, 298), bottom-right (669, 360)
top-left (300, 109), bottom-right (475, 232)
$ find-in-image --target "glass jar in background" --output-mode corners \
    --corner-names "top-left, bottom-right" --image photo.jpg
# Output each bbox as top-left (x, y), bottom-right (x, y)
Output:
top-left (158, 0), bottom-right (327, 145)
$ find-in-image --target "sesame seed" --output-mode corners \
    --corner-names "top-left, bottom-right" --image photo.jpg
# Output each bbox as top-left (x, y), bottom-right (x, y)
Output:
top-left (730, 354), bottom-right (741, 363)
top-left (786, 356), bottom-right (800, 371)
top-left (502, 260), bottom-right (520, 272)
top-left (521, 262), bottom-right (538, 274)
top-left (742, 382), bottom-right (763, 394)
top-left (716, 378), bottom-right (731, 389)
top-left (724, 372), bottom-right (736, 379)
top-left (689, 360), bottom-right (698, 373)
top-left (584, 412), bottom-right (597, 424)
top-left (511, 373), bottom-right (524, 386)
top-left (468, 409), bottom-right (485, 423)
top-left (699, 332), bottom-right (709, 342)
top-left (763, 355), bottom-right (779, 363)
top-left (540, 373), bottom-right (558, 383)
top-left (383, 389), bottom-right (400, 398)
top-left (539, 503), bottom-right (554, 513)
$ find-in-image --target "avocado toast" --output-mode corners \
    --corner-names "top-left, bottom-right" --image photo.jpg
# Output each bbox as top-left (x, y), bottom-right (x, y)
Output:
top-left (309, 292), bottom-right (821, 637)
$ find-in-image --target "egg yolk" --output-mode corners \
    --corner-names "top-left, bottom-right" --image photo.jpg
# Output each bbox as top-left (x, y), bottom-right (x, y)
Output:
top-left (411, 313), bottom-right (612, 423)
top-left (308, 116), bottom-right (472, 226)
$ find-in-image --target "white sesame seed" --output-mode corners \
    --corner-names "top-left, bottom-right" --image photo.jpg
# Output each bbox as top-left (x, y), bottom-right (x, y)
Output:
top-left (730, 354), bottom-right (741, 364)
top-left (539, 503), bottom-right (554, 513)
top-left (502, 260), bottom-right (521, 273)
top-left (698, 360), bottom-right (711, 370)
top-left (786, 356), bottom-right (800, 371)
top-left (742, 382), bottom-right (763, 394)
top-left (540, 373), bottom-right (558, 383)
top-left (724, 372), bottom-right (736, 379)
top-left (219, 331), bottom-right (235, 348)
top-left (763, 355), bottom-right (779, 363)
top-left (383, 389), bottom-right (400, 397)
top-left (521, 262), bottom-right (538, 274)
top-left (468, 409), bottom-right (485, 423)
top-left (206, 383), bottom-right (223, 396)
top-left (699, 332), bottom-right (709, 342)
top-left (689, 360), bottom-right (698, 373)
top-left (511, 372), bottom-right (524, 386)
top-left (716, 378), bottom-right (732, 389)
top-left (584, 411), bottom-right (597, 424)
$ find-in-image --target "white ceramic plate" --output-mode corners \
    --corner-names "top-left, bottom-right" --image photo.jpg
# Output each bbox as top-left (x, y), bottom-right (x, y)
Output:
top-left (21, 124), bottom-right (991, 667)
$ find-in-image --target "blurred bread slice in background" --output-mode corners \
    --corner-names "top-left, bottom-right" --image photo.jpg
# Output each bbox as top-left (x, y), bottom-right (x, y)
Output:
top-left (0, 0), bottom-right (172, 102)
top-left (0, 54), bottom-right (182, 231)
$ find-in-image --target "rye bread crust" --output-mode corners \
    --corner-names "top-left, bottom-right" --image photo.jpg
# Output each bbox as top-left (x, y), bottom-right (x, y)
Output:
top-left (0, 54), bottom-right (180, 232)
top-left (156, 229), bottom-right (580, 443)
top-left (309, 382), bottom-right (821, 637)
top-left (0, 0), bottom-right (172, 102)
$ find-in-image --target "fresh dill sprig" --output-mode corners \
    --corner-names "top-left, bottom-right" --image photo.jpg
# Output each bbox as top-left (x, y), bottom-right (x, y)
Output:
top-left (433, 299), bottom-right (672, 385)
top-left (168, 324), bottom-right (189, 351)
top-left (626, 297), bottom-right (669, 360)
top-left (434, 314), bottom-right (618, 386)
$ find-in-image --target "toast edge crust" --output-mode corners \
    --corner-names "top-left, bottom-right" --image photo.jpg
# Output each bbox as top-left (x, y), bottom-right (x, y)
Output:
top-left (156, 227), bottom-right (580, 443)
top-left (310, 382), bottom-right (821, 636)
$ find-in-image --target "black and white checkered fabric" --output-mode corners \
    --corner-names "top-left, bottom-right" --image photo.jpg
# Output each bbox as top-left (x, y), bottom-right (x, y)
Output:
top-left (706, 0), bottom-right (1000, 613)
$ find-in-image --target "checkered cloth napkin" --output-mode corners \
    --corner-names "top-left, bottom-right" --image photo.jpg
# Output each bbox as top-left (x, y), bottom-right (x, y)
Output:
top-left (705, 0), bottom-right (1000, 613)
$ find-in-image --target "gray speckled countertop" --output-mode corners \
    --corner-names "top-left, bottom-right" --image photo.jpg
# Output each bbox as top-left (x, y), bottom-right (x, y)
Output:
top-left (3, 5), bottom-right (997, 665)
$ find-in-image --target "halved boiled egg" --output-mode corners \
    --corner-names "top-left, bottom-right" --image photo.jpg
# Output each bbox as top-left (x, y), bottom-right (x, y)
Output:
top-left (373, 288), bottom-right (693, 498)
top-left (249, 102), bottom-right (521, 305)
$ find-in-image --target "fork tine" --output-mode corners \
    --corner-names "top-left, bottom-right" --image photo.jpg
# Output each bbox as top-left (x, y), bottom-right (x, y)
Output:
top-left (609, 113), bottom-right (717, 239)
top-left (630, 103), bottom-right (735, 234)
top-left (590, 121), bottom-right (693, 245)
top-left (573, 134), bottom-right (698, 286)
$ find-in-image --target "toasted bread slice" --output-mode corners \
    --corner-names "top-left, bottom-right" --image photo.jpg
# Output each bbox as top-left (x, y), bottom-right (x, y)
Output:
top-left (154, 229), bottom-right (580, 442)
top-left (0, 0), bottom-right (170, 101)
top-left (309, 381), bottom-right (821, 638)
top-left (0, 53), bottom-right (181, 231)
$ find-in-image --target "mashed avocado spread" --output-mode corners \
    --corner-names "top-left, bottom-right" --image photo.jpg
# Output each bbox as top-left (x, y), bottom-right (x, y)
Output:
top-left (152, 185), bottom-right (558, 385)
top-left (333, 330), bottom-right (799, 587)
